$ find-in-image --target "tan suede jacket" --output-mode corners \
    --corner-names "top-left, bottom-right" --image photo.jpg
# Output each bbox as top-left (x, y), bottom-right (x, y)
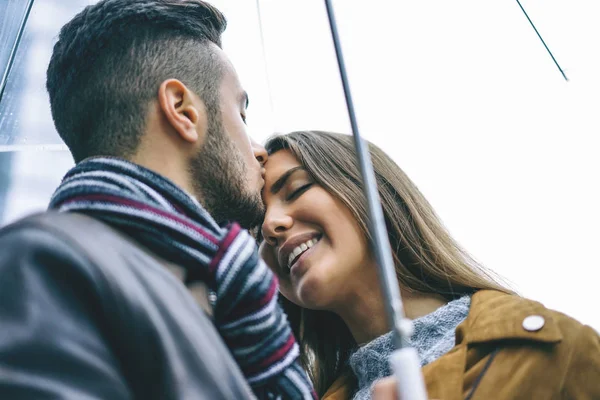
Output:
top-left (323, 290), bottom-right (600, 399)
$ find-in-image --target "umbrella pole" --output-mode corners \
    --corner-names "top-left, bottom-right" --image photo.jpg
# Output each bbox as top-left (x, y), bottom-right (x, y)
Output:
top-left (323, 1), bottom-right (428, 399)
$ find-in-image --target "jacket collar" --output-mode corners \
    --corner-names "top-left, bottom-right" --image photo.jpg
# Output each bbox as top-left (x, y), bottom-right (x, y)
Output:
top-left (457, 290), bottom-right (563, 345)
top-left (322, 290), bottom-right (564, 399)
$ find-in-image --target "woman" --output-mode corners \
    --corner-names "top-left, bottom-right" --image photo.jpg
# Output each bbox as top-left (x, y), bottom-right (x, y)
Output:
top-left (259, 130), bottom-right (600, 399)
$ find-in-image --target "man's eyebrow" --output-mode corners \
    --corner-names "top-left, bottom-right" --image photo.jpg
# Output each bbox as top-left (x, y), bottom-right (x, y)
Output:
top-left (270, 166), bottom-right (305, 195)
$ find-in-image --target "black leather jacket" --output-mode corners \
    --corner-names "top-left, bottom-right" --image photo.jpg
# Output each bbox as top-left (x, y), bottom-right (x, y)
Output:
top-left (0, 212), bottom-right (255, 399)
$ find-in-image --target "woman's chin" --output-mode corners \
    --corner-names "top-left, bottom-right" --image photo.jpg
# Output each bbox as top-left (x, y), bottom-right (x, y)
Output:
top-left (295, 274), bottom-right (332, 310)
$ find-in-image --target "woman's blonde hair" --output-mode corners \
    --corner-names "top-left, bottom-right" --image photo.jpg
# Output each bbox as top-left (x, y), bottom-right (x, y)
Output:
top-left (264, 131), bottom-right (512, 396)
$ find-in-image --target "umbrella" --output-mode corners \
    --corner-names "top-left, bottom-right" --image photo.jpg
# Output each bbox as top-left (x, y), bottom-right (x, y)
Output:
top-left (300, 1), bottom-right (566, 399)
top-left (0, 2), bottom-right (572, 399)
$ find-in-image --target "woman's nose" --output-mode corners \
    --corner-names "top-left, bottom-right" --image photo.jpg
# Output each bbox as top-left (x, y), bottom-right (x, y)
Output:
top-left (261, 210), bottom-right (293, 246)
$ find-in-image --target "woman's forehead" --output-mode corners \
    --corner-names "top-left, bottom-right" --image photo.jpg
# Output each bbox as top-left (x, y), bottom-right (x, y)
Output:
top-left (264, 150), bottom-right (301, 180)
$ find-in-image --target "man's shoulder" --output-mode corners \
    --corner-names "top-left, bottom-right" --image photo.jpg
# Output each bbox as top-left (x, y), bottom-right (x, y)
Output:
top-left (0, 212), bottom-right (205, 307)
top-left (0, 211), bottom-right (205, 314)
top-left (0, 211), bottom-right (142, 259)
top-left (0, 213), bottom-right (254, 399)
top-left (1, 211), bottom-right (123, 242)
top-left (0, 211), bottom-right (152, 285)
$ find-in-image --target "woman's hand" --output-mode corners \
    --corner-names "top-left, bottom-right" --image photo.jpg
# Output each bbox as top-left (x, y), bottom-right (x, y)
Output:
top-left (372, 376), bottom-right (438, 400)
top-left (371, 377), bottom-right (397, 400)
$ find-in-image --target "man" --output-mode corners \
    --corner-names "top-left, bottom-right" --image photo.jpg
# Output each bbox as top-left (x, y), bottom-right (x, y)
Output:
top-left (0, 0), bottom-right (315, 398)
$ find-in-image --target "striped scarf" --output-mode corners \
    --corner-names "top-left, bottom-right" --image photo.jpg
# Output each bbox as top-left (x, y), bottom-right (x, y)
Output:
top-left (49, 157), bottom-right (316, 400)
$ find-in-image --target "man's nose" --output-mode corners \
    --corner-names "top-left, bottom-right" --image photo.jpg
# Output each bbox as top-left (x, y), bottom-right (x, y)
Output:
top-left (252, 140), bottom-right (268, 166)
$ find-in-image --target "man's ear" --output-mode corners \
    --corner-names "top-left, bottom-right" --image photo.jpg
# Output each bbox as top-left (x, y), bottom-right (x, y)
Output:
top-left (158, 79), bottom-right (207, 144)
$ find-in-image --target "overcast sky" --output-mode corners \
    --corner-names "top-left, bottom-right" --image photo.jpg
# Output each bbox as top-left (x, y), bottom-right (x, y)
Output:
top-left (220, 0), bottom-right (600, 331)
top-left (2, 0), bottom-right (599, 330)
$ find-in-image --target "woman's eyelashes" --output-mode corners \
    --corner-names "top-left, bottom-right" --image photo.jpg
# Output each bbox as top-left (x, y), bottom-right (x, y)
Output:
top-left (286, 183), bottom-right (313, 201)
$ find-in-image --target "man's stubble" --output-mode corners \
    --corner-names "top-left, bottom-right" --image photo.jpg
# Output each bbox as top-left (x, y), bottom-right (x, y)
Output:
top-left (189, 109), bottom-right (264, 230)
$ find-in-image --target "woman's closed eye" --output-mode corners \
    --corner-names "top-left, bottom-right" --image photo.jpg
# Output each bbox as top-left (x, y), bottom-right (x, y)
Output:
top-left (286, 183), bottom-right (313, 201)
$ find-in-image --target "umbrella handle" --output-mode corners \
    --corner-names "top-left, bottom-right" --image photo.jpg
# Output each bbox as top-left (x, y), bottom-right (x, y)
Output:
top-left (390, 348), bottom-right (428, 400)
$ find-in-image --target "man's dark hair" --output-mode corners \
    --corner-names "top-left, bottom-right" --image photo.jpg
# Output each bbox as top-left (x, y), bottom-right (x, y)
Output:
top-left (46, 0), bottom-right (227, 162)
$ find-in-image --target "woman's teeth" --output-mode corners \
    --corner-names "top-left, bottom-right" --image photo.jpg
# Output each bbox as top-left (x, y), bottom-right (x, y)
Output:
top-left (287, 238), bottom-right (319, 270)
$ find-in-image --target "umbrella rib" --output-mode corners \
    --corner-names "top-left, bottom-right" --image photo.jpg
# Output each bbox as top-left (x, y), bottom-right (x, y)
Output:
top-left (515, 0), bottom-right (568, 81)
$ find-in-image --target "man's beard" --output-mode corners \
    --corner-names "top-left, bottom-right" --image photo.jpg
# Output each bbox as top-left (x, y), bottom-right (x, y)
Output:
top-left (189, 113), bottom-right (264, 230)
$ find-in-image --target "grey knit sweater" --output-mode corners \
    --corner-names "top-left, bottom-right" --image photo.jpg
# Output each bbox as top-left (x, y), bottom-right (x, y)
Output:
top-left (349, 296), bottom-right (471, 400)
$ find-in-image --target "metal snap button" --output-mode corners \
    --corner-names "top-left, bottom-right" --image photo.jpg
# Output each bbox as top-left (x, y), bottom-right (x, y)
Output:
top-left (523, 315), bottom-right (545, 332)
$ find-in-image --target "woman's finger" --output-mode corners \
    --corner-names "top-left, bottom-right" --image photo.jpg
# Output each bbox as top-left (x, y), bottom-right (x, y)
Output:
top-left (371, 376), bottom-right (397, 399)
top-left (371, 377), bottom-right (439, 400)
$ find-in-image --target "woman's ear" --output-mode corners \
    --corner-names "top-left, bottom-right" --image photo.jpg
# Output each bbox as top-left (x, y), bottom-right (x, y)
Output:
top-left (157, 79), bottom-right (208, 144)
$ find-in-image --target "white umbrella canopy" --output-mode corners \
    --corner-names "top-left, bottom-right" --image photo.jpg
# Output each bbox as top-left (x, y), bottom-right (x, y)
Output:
top-left (0, 0), bottom-right (598, 334)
